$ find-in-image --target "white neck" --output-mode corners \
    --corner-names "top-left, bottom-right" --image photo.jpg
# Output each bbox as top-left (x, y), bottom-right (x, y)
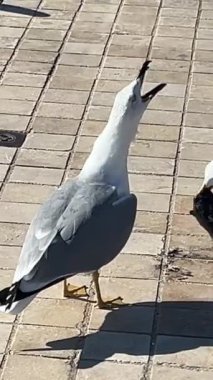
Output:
top-left (79, 112), bottom-right (139, 195)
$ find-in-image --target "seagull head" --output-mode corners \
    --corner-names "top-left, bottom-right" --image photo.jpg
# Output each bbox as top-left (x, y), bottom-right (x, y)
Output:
top-left (108, 60), bottom-right (166, 132)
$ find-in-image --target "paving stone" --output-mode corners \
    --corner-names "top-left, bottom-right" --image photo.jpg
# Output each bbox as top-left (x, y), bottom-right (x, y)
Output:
top-left (0, 245), bottom-right (21, 269)
top-left (0, 164), bottom-right (9, 182)
top-left (82, 330), bottom-right (150, 363)
top-left (142, 110), bottom-right (182, 126)
top-left (16, 149), bottom-right (69, 169)
top-left (59, 53), bottom-right (101, 67)
top-left (183, 127), bottom-right (213, 144)
top-left (0, 26), bottom-right (24, 38)
top-left (69, 31), bottom-right (108, 44)
top-left (9, 166), bottom-right (63, 185)
top-left (152, 365), bottom-right (213, 379)
top-left (3, 355), bottom-right (70, 380)
top-left (129, 157), bottom-right (174, 176)
top-left (179, 159), bottom-right (207, 178)
top-left (37, 102), bottom-right (84, 119)
top-left (135, 211), bottom-right (168, 234)
top-left (72, 21), bottom-right (112, 33)
top-left (15, 49), bottom-right (56, 63)
top-left (129, 174), bottom-right (173, 194)
top-left (1, 183), bottom-right (55, 204)
top-left (185, 112), bottom-right (213, 128)
top-left (12, 324), bottom-right (80, 359)
top-left (50, 74), bottom-right (94, 90)
top-left (170, 234), bottom-right (213, 257)
top-left (0, 147), bottom-right (16, 164)
top-left (0, 323), bottom-right (13, 362)
top-left (151, 46), bottom-right (191, 61)
top-left (0, 99), bottom-right (35, 115)
top-left (138, 125), bottom-right (180, 142)
top-left (191, 84), bottom-right (213, 98)
top-left (172, 213), bottom-right (209, 235)
top-left (181, 142), bottom-right (213, 161)
top-left (101, 253), bottom-right (159, 280)
top-left (108, 35), bottom-right (150, 57)
top-left (162, 0), bottom-right (198, 8)
top-left (157, 25), bottom-right (194, 38)
top-left (0, 86), bottom-right (41, 101)
top-left (0, 222), bottom-right (28, 246)
top-left (23, 133), bottom-right (75, 151)
top-left (25, 28), bottom-right (66, 41)
top-left (159, 16), bottom-right (196, 27)
top-left (43, 89), bottom-right (89, 104)
top-left (175, 195), bottom-right (193, 214)
top-left (3, 73), bottom-right (47, 88)
top-left (21, 298), bottom-right (85, 328)
top-left (163, 281), bottom-right (213, 303)
top-left (32, 117), bottom-right (79, 135)
top-left (76, 361), bottom-right (143, 380)
top-left (123, 232), bottom-right (163, 256)
top-left (0, 202), bottom-right (38, 224)
top-left (177, 177), bottom-right (203, 195)
top-left (9, 61), bottom-right (52, 75)
top-left (77, 11), bottom-right (115, 23)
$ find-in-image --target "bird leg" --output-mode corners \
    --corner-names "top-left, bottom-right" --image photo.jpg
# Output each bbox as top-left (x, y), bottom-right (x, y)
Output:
top-left (92, 271), bottom-right (126, 309)
top-left (63, 279), bottom-right (89, 299)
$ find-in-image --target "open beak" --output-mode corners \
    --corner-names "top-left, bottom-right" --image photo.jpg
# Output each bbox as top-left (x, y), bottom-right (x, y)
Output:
top-left (137, 60), bottom-right (167, 102)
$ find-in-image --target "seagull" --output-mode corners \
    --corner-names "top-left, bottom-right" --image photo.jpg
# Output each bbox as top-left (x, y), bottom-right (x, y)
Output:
top-left (0, 60), bottom-right (166, 314)
top-left (191, 160), bottom-right (213, 237)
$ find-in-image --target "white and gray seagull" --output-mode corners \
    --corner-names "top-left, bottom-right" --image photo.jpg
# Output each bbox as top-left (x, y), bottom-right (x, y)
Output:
top-left (0, 60), bottom-right (166, 314)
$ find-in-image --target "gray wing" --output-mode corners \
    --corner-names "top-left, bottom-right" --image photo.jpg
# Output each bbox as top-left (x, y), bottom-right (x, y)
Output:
top-left (20, 193), bottom-right (137, 294)
top-left (13, 179), bottom-right (115, 283)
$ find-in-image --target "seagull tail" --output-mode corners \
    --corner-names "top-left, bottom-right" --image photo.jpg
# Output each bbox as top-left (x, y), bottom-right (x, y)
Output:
top-left (0, 283), bottom-right (37, 315)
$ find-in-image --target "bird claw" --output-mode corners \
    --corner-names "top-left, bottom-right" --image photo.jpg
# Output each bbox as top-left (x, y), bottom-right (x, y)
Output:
top-left (64, 284), bottom-right (89, 299)
top-left (97, 296), bottom-right (128, 310)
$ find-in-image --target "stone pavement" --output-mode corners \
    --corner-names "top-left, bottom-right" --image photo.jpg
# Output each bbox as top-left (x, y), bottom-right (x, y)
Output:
top-left (0, 0), bottom-right (213, 379)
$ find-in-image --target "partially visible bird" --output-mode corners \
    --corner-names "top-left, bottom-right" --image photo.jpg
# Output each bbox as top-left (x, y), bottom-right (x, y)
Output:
top-left (191, 160), bottom-right (213, 237)
top-left (0, 61), bottom-right (166, 315)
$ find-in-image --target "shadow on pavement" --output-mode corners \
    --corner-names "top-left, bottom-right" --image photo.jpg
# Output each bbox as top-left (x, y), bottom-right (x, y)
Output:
top-left (22, 301), bottom-right (213, 368)
top-left (0, 3), bottom-right (49, 17)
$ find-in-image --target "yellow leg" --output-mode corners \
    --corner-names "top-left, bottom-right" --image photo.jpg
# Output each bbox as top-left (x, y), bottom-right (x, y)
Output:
top-left (92, 271), bottom-right (126, 309)
top-left (63, 279), bottom-right (89, 299)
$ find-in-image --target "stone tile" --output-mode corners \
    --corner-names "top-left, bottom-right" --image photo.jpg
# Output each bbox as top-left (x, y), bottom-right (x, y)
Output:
top-left (0, 99), bottom-right (35, 115)
top-left (159, 16), bottom-right (196, 28)
top-left (3, 73), bottom-right (47, 88)
top-left (197, 28), bottom-right (213, 39)
top-left (0, 26), bottom-right (24, 38)
top-left (76, 361), bottom-right (143, 380)
top-left (139, 124), bottom-right (179, 142)
top-left (175, 195), bottom-right (193, 214)
top-left (12, 324), bottom-right (80, 358)
top-left (9, 61), bottom-right (52, 75)
top-left (187, 98), bottom-right (213, 113)
top-left (152, 365), bottom-right (213, 379)
top-left (37, 102), bottom-right (84, 119)
top-left (30, 18), bottom-right (71, 30)
top-left (181, 142), bottom-right (213, 161)
top-left (0, 245), bottom-right (21, 269)
top-left (101, 253), bottom-right (159, 279)
top-left (130, 140), bottom-right (177, 159)
top-left (163, 281), bottom-right (213, 303)
top-left (50, 74), bottom-right (94, 91)
top-left (0, 147), bottom-right (16, 164)
top-left (135, 211), bottom-right (168, 234)
top-left (142, 110), bottom-right (182, 126)
top-left (194, 49), bottom-right (213, 61)
top-left (167, 257), bottom-right (213, 284)
top-left (0, 222), bottom-right (28, 246)
top-left (23, 133), bottom-right (75, 151)
top-left (16, 149), bottom-right (69, 169)
top-left (10, 166), bottom-right (63, 185)
top-left (0, 37), bottom-right (18, 49)
top-left (177, 177), bottom-right (202, 196)
top-left (21, 298), bottom-right (85, 328)
top-left (25, 28), bottom-right (66, 41)
top-left (161, 7), bottom-right (197, 18)
top-left (69, 31), bottom-right (108, 44)
top-left (123, 232), bottom-right (163, 256)
top-left (108, 35), bottom-right (150, 57)
top-left (90, 304), bottom-right (154, 334)
top-left (153, 36), bottom-right (193, 50)
top-left (172, 213), bottom-right (209, 236)
top-left (59, 53), bottom-right (101, 67)
top-left (170, 234), bottom-right (213, 257)
top-left (147, 70), bottom-right (188, 85)
top-left (193, 72), bottom-right (213, 86)
top-left (72, 21), bottom-right (112, 33)
top-left (129, 157), bottom-right (174, 176)
top-left (43, 89), bottom-right (89, 104)
top-left (32, 117), bottom-right (79, 135)
top-left (0, 17), bottom-right (29, 28)
top-left (157, 25), bottom-right (194, 38)
top-left (82, 3), bottom-right (118, 13)
top-left (144, 82), bottom-right (186, 98)
top-left (0, 86), bottom-right (41, 101)
top-left (151, 46), bottom-right (191, 61)
top-left (129, 174), bottom-right (173, 194)
top-left (184, 112), bottom-right (213, 128)
top-left (64, 42), bottom-right (105, 55)
top-left (2, 182), bottom-right (53, 206)
top-left (0, 202), bottom-right (38, 224)
top-left (82, 330), bottom-right (150, 363)
top-left (3, 355), bottom-right (70, 380)
top-left (157, 335), bottom-right (213, 368)
top-left (136, 192), bottom-right (170, 212)
top-left (179, 159), bottom-right (207, 178)
top-left (184, 127), bottom-right (213, 144)
top-left (191, 84), bottom-right (213, 98)
top-left (0, 323), bottom-right (12, 362)
top-left (162, 0), bottom-right (198, 7)
top-left (0, 164), bottom-right (9, 182)
top-left (77, 11), bottom-right (115, 23)
top-left (15, 49), bottom-right (56, 63)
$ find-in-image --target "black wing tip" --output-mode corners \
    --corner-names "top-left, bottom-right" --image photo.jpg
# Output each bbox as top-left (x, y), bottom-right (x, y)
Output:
top-left (0, 282), bottom-right (20, 310)
top-left (137, 60), bottom-right (152, 79)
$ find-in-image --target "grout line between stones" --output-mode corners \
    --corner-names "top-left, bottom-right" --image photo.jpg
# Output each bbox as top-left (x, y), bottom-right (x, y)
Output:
top-left (142, 1), bottom-right (203, 379)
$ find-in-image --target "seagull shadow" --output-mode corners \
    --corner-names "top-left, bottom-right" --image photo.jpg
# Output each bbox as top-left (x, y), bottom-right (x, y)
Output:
top-left (22, 301), bottom-right (213, 368)
top-left (0, 3), bottom-right (49, 17)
